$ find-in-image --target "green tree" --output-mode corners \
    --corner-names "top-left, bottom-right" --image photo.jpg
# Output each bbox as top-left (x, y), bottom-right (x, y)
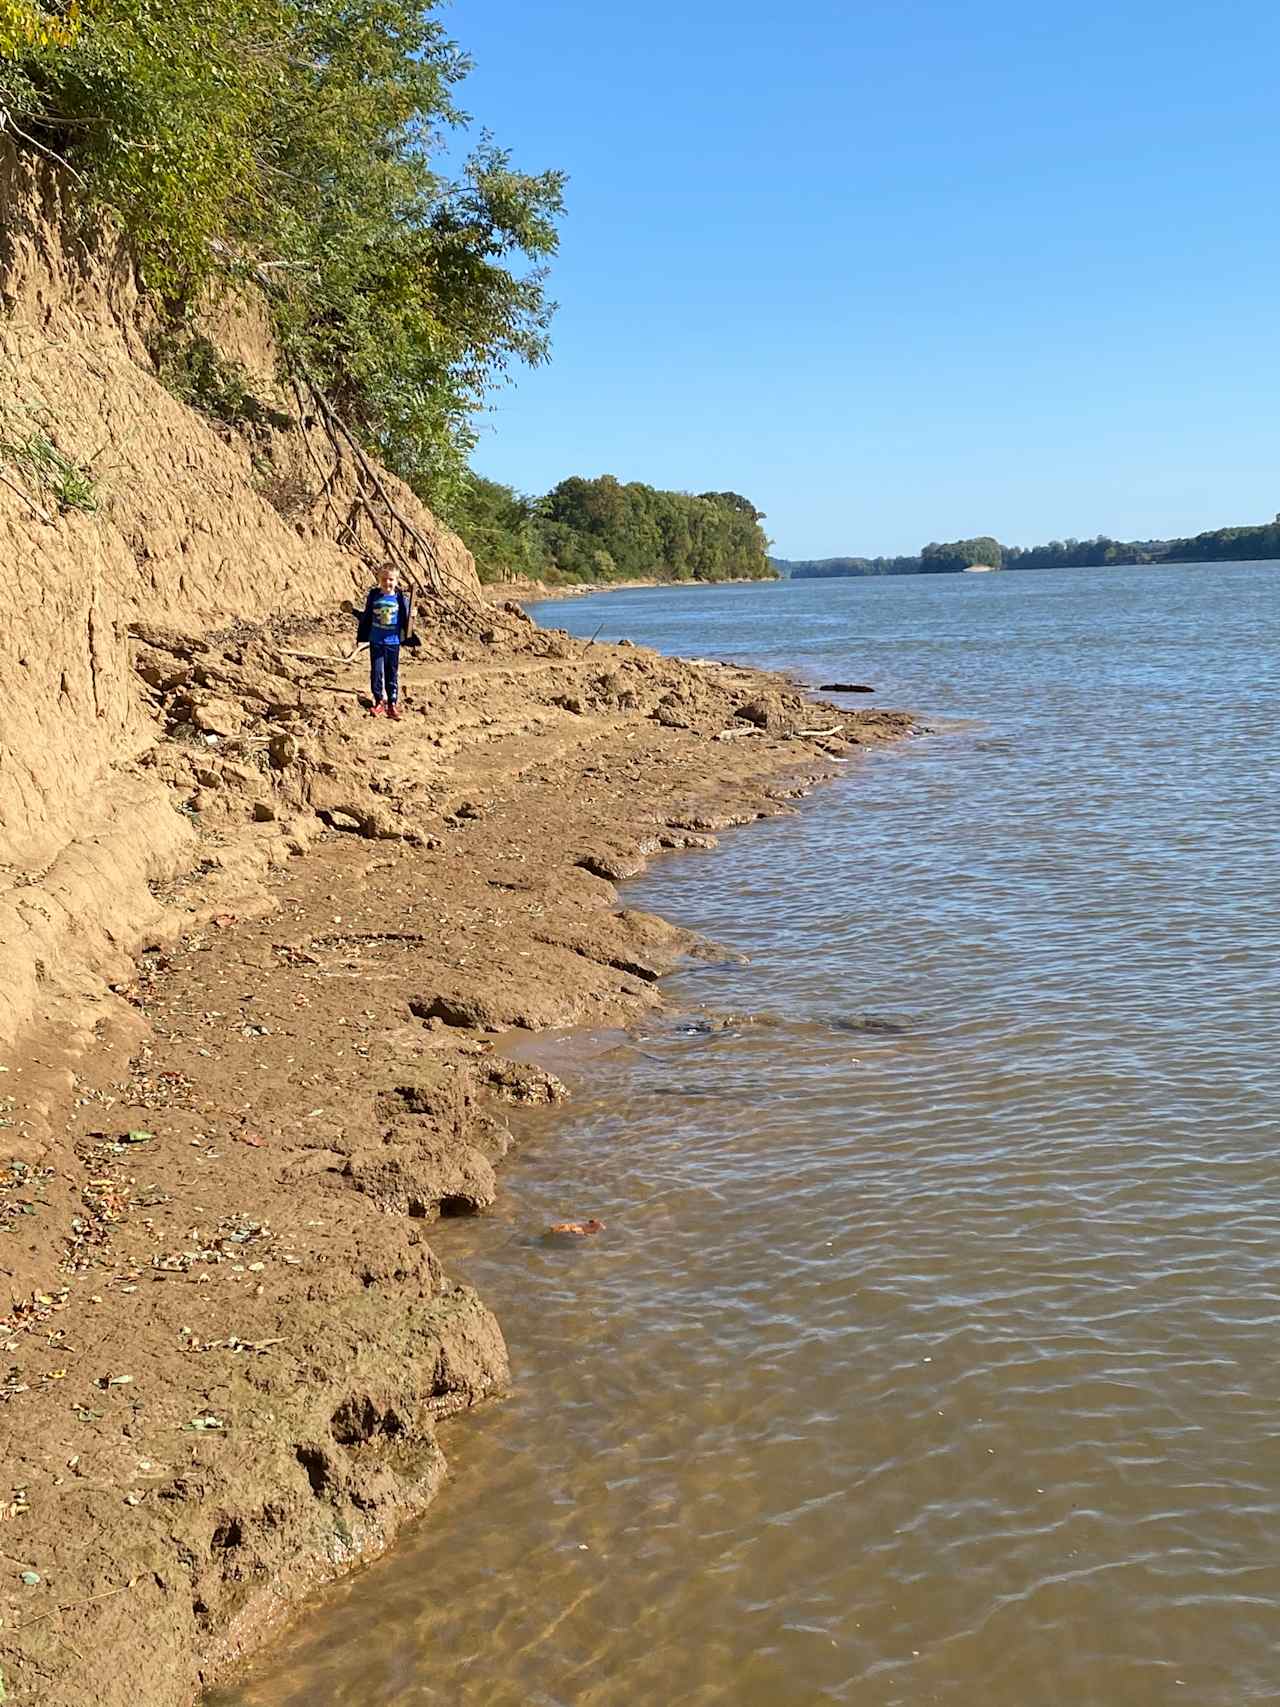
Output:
top-left (921, 535), bottom-right (1004, 572)
top-left (500, 474), bottom-right (773, 585)
top-left (1, 0), bottom-right (565, 512)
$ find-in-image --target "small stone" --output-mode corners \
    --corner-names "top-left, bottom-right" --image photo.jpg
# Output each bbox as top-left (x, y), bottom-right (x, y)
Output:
top-left (191, 698), bottom-right (243, 738)
top-left (268, 732), bottom-right (298, 769)
top-left (324, 810), bottom-right (362, 833)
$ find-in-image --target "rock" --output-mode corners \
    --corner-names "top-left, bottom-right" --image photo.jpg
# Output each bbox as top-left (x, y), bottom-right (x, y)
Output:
top-left (576, 849), bottom-right (647, 882)
top-left (410, 993), bottom-right (498, 1030)
top-left (658, 830), bottom-right (718, 851)
top-left (830, 1014), bottom-right (910, 1035)
top-left (269, 732), bottom-right (299, 769)
top-left (251, 800), bottom-right (276, 822)
top-left (546, 1217), bottom-right (605, 1238)
top-left (341, 1144), bottom-right (497, 1218)
top-left (818, 682), bottom-right (875, 694)
top-left (136, 649), bottom-right (192, 692)
top-left (191, 697), bottom-right (244, 738)
top-left (409, 983), bottom-right (570, 1031)
top-left (734, 697), bottom-right (780, 730)
top-left (478, 1059), bottom-right (569, 1105)
top-left (323, 810), bottom-right (363, 833)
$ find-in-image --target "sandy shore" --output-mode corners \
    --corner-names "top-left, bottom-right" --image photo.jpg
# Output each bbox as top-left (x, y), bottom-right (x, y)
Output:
top-left (481, 574), bottom-right (776, 604)
top-left (0, 602), bottom-right (912, 1707)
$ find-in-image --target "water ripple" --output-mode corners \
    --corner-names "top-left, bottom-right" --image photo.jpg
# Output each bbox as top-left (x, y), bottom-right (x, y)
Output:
top-left (221, 565), bottom-right (1280, 1707)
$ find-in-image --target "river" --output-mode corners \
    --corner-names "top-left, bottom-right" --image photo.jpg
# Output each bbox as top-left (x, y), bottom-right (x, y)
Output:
top-left (217, 562), bottom-right (1280, 1706)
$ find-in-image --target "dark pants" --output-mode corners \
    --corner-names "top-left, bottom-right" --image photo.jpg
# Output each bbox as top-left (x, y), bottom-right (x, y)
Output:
top-left (370, 643), bottom-right (400, 705)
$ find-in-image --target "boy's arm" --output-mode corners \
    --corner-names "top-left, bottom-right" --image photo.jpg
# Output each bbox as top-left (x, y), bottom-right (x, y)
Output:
top-left (399, 589), bottom-right (418, 645)
top-left (355, 589), bottom-right (375, 645)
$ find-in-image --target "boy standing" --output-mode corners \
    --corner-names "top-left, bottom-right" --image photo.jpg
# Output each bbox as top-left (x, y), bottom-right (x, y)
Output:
top-left (356, 565), bottom-right (411, 719)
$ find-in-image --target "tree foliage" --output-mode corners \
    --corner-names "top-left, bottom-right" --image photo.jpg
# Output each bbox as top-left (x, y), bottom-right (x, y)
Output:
top-left (784, 513), bottom-right (1280, 580)
top-left (921, 535), bottom-right (1003, 572)
top-left (455, 472), bottom-right (775, 586)
top-left (1157, 515), bottom-right (1280, 564)
top-left (0, 0), bottom-right (564, 510)
top-left (0, 0), bottom-right (83, 56)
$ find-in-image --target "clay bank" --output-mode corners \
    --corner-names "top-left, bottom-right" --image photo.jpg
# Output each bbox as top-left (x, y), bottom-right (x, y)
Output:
top-left (0, 147), bottom-right (914, 1706)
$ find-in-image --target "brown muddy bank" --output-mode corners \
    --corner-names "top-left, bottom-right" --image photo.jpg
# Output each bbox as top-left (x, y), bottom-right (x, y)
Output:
top-left (0, 599), bottom-right (914, 1707)
top-left (481, 573), bottom-right (776, 604)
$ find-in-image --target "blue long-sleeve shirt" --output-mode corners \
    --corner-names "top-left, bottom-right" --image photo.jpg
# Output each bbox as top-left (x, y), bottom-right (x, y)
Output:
top-left (356, 587), bottom-right (410, 647)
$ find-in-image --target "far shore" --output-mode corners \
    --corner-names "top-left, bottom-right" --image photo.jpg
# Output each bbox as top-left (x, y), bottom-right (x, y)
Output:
top-left (481, 573), bottom-right (779, 604)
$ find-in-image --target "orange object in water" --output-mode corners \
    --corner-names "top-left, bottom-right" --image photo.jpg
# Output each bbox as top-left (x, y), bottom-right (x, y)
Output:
top-left (548, 1218), bottom-right (606, 1237)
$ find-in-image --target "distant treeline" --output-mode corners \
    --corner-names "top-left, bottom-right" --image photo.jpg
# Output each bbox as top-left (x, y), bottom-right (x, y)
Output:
top-left (777, 515), bottom-right (1280, 579)
top-left (457, 473), bottom-right (776, 585)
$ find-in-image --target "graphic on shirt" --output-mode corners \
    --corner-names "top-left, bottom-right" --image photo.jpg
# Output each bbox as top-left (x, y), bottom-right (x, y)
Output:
top-left (369, 591), bottom-right (400, 645)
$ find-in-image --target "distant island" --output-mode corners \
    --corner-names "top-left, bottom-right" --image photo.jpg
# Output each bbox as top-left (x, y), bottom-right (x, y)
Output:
top-left (775, 516), bottom-right (1280, 578)
top-left (459, 473), bottom-right (776, 586)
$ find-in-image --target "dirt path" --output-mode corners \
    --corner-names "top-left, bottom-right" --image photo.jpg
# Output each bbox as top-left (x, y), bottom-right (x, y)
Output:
top-left (0, 605), bottom-right (914, 1706)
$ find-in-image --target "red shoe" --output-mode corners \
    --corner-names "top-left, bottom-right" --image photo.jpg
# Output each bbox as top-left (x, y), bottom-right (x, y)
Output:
top-left (370, 700), bottom-right (385, 717)
top-left (387, 702), bottom-right (402, 722)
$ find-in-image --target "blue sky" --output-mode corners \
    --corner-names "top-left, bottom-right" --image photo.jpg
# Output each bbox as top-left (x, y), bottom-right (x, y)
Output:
top-left (453, 0), bottom-right (1280, 558)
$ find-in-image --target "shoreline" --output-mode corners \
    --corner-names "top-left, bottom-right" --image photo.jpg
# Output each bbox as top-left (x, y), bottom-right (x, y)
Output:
top-left (481, 574), bottom-right (778, 605)
top-left (0, 603), bottom-right (913, 1707)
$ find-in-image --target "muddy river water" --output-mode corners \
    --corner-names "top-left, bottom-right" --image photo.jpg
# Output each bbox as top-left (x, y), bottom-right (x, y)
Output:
top-left (219, 564), bottom-right (1280, 1705)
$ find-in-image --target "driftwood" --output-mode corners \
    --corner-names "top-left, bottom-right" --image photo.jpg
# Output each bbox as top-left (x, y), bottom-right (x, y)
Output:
top-left (714, 726), bottom-right (765, 741)
top-left (795, 725), bottom-right (843, 738)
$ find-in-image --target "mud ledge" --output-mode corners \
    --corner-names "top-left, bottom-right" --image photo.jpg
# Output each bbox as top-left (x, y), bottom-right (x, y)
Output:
top-left (0, 604), bottom-right (914, 1707)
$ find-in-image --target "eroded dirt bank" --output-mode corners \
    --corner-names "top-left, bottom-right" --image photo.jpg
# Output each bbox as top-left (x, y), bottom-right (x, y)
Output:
top-left (0, 598), bottom-right (914, 1707)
